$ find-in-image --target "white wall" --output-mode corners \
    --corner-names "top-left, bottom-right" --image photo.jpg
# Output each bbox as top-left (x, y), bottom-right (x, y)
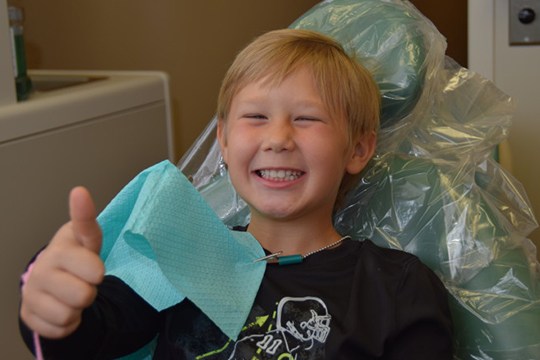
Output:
top-left (469, 0), bottom-right (540, 246)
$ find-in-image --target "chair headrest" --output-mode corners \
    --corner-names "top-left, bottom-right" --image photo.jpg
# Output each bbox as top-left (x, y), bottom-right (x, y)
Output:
top-left (290, 0), bottom-right (441, 128)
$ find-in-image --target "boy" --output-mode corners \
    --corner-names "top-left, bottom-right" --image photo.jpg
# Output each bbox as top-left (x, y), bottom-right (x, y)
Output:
top-left (20, 29), bottom-right (453, 359)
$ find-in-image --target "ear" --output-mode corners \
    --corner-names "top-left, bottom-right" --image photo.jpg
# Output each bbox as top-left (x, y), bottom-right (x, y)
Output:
top-left (217, 117), bottom-right (229, 163)
top-left (345, 131), bottom-right (376, 175)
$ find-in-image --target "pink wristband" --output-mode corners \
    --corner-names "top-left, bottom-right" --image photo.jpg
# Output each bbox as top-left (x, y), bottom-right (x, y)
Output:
top-left (21, 262), bottom-right (44, 360)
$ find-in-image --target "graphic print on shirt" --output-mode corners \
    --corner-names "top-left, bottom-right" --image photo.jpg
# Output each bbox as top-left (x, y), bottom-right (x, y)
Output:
top-left (198, 296), bottom-right (332, 359)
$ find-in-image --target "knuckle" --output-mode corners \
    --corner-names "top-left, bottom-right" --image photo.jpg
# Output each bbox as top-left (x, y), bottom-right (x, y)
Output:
top-left (56, 310), bottom-right (80, 328)
top-left (45, 322), bottom-right (79, 340)
top-left (85, 258), bottom-right (105, 285)
top-left (55, 222), bottom-right (75, 241)
top-left (95, 261), bottom-right (106, 282)
top-left (76, 284), bottom-right (98, 308)
top-left (19, 304), bottom-right (34, 326)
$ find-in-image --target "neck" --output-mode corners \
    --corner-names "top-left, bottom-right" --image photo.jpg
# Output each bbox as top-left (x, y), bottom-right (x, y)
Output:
top-left (247, 214), bottom-right (342, 256)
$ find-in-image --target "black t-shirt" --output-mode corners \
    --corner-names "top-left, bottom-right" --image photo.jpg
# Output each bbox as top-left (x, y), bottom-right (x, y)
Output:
top-left (20, 239), bottom-right (453, 359)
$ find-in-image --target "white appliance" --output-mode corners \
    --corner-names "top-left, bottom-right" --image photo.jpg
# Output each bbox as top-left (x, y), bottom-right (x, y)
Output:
top-left (0, 69), bottom-right (173, 359)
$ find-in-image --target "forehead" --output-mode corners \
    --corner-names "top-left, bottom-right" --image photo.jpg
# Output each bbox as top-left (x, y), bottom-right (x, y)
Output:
top-left (238, 61), bottom-right (312, 93)
top-left (234, 67), bottom-right (322, 102)
top-left (240, 67), bottom-right (345, 115)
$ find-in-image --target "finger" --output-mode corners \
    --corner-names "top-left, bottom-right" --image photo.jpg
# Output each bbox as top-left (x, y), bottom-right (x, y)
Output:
top-left (36, 267), bottom-right (99, 308)
top-left (22, 311), bottom-right (81, 340)
top-left (69, 186), bottom-right (102, 254)
top-left (22, 291), bottom-right (80, 328)
top-left (20, 295), bottom-right (81, 339)
top-left (57, 248), bottom-right (104, 286)
top-left (35, 244), bottom-right (105, 286)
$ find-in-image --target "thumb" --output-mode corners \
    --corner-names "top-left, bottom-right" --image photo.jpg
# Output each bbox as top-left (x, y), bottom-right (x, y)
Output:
top-left (69, 186), bottom-right (102, 254)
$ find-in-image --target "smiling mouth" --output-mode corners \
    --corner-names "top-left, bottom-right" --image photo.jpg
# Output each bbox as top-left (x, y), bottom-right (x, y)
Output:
top-left (255, 169), bottom-right (304, 181)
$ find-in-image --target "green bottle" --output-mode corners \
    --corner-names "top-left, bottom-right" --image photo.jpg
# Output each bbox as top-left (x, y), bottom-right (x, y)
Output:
top-left (8, 5), bottom-right (32, 101)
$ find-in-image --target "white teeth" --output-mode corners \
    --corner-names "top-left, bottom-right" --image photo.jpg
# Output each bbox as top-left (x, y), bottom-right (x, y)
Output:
top-left (258, 169), bottom-right (303, 181)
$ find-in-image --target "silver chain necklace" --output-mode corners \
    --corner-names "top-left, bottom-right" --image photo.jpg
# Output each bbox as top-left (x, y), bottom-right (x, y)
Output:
top-left (254, 235), bottom-right (351, 266)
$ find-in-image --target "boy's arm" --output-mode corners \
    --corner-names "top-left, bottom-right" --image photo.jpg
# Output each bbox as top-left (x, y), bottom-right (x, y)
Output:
top-left (19, 275), bottom-right (160, 359)
top-left (385, 259), bottom-right (454, 359)
top-left (20, 187), bottom-right (105, 340)
top-left (19, 187), bottom-right (160, 359)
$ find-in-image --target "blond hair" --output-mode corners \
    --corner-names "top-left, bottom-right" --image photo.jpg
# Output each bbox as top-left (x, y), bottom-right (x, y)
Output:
top-left (217, 28), bottom-right (380, 146)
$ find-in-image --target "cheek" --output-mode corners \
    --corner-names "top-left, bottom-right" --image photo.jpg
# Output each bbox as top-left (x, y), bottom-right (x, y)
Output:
top-left (220, 125), bottom-right (249, 162)
top-left (302, 134), bottom-right (349, 167)
top-left (223, 131), bottom-right (255, 167)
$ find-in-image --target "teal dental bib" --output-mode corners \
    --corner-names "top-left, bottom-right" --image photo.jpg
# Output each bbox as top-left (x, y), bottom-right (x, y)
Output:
top-left (97, 160), bottom-right (266, 355)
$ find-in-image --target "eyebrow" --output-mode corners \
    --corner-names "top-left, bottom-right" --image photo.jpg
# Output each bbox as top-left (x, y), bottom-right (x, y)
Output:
top-left (236, 97), bottom-right (326, 109)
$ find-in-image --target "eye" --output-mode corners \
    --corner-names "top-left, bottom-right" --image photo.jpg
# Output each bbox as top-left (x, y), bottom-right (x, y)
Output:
top-left (244, 114), bottom-right (267, 120)
top-left (295, 116), bottom-right (321, 122)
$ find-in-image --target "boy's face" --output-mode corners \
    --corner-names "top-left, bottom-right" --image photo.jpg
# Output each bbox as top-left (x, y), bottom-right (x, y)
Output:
top-left (218, 67), bottom-right (374, 224)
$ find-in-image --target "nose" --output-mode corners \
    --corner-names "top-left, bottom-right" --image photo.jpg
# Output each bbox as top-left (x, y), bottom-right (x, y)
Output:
top-left (264, 119), bottom-right (295, 152)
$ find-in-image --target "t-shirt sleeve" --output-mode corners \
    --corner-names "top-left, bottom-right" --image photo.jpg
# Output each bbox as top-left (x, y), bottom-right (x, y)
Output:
top-left (19, 275), bottom-right (161, 360)
top-left (384, 258), bottom-right (454, 359)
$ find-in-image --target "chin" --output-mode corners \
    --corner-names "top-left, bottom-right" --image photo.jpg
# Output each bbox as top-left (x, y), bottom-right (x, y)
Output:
top-left (251, 203), bottom-right (299, 221)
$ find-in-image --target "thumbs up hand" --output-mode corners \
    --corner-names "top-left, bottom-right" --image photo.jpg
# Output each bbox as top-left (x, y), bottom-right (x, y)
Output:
top-left (20, 187), bottom-right (105, 339)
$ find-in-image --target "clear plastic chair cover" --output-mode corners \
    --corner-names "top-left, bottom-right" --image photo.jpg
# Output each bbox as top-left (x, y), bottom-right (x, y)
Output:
top-left (178, 1), bottom-right (540, 358)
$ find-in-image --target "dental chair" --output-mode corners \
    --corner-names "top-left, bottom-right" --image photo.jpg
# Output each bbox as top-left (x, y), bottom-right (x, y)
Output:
top-left (179, 0), bottom-right (540, 359)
